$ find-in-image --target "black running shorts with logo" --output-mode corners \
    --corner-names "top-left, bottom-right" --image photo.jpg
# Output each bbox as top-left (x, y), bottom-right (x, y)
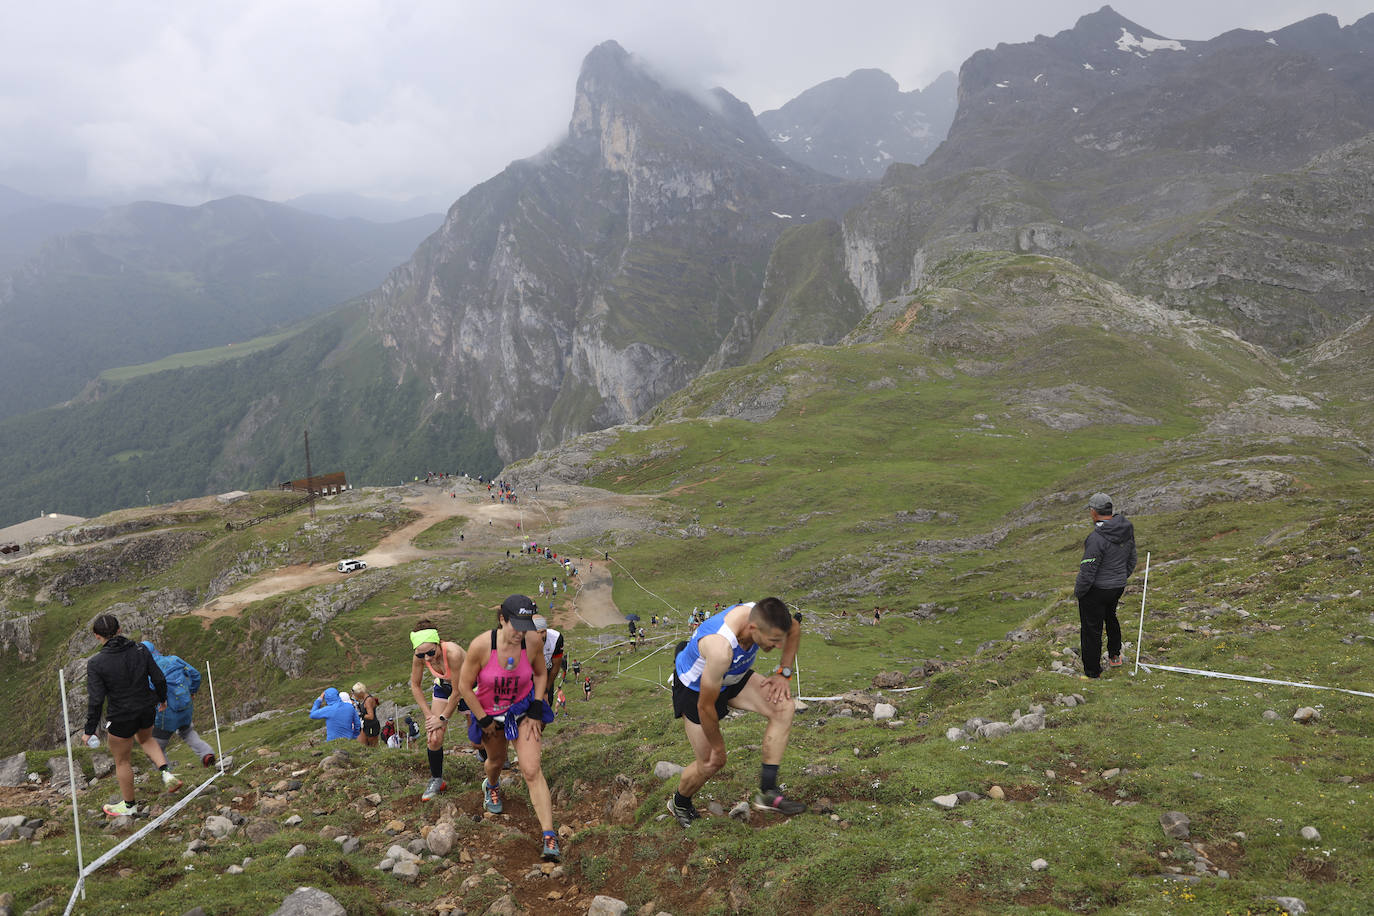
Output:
top-left (106, 706), bottom-right (157, 739)
top-left (362, 718), bottom-right (382, 737)
top-left (672, 670), bottom-right (754, 724)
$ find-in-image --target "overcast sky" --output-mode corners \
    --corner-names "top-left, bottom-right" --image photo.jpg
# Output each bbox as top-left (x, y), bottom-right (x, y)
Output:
top-left (2, 1), bottom-right (1368, 213)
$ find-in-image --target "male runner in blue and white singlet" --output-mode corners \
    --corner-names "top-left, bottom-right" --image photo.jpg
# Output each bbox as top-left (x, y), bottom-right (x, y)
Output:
top-left (667, 597), bottom-right (803, 825)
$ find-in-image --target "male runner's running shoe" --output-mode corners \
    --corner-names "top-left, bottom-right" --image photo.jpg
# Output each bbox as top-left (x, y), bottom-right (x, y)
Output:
top-left (753, 788), bottom-right (806, 816)
top-left (1108, 655), bottom-right (1123, 668)
top-left (482, 777), bottom-right (503, 813)
top-left (422, 777), bottom-right (447, 801)
top-left (541, 831), bottom-right (561, 861)
top-left (666, 795), bottom-right (701, 827)
top-left (161, 770), bottom-right (183, 793)
top-left (102, 800), bottom-right (137, 817)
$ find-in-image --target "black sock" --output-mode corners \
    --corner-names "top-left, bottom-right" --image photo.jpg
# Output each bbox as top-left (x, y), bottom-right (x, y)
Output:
top-left (476, 746), bottom-right (487, 762)
top-left (674, 791), bottom-right (694, 809)
top-left (427, 748), bottom-right (444, 779)
top-left (159, 764), bottom-right (169, 772)
top-left (760, 764), bottom-right (779, 792)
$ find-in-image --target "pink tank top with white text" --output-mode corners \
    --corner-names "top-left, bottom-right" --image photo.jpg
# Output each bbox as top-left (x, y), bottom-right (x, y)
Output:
top-left (475, 630), bottom-right (534, 715)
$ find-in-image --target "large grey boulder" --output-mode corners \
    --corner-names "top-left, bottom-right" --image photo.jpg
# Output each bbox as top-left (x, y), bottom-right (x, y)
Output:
top-left (0, 753), bottom-right (26, 787)
top-left (47, 757), bottom-right (86, 791)
top-left (269, 887), bottom-right (346, 916)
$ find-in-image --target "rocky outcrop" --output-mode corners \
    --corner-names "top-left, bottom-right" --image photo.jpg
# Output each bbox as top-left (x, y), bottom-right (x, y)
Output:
top-left (263, 573), bottom-right (397, 678)
top-left (42, 531), bottom-right (210, 605)
top-left (367, 40), bottom-right (863, 462)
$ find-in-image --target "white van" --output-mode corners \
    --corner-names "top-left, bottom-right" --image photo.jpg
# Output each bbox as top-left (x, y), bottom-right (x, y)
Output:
top-left (337, 558), bottom-right (367, 573)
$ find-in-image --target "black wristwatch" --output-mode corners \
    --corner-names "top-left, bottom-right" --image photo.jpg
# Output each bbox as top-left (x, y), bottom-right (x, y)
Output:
top-left (438, 714), bottom-right (447, 722)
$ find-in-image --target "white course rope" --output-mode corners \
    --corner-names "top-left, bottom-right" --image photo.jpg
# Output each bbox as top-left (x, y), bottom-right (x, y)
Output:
top-left (1138, 663), bottom-right (1374, 698)
top-left (64, 770), bottom-right (223, 916)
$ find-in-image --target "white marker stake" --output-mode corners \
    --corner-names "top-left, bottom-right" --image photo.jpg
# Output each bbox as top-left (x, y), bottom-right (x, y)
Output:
top-left (1133, 552), bottom-right (1151, 675)
top-left (206, 660), bottom-right (224, 774)
top-left (58, 670), bottom-right (87, 900)
top-left (794, 654), bottom-right (803, 704)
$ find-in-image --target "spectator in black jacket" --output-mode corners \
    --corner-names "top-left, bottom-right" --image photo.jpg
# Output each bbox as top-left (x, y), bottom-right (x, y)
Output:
top-left (84, 614), bottom-right (183, 816)
top-left (1074, 493), bottom-right (1138, 678)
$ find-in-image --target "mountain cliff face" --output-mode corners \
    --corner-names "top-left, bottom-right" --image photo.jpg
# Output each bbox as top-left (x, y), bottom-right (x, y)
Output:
top-left (368, 41), bottom-right (864, 460)
top-left (780, 6), bottom-right (1374, 353)
top-left (758, 70), bottom-right (958, 180)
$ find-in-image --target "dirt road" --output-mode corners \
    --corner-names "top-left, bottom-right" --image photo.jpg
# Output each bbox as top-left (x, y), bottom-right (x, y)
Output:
top-left (193, 481), bottom-right (625, 629)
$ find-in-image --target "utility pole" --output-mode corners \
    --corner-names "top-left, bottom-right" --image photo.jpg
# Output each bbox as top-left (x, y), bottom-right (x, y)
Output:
top-left (304, 430), bottom-right (317, 519)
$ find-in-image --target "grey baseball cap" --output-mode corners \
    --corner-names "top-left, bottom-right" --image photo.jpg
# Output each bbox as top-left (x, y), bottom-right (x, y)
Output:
top-left (1087, 492), bottom-right (1113, 512)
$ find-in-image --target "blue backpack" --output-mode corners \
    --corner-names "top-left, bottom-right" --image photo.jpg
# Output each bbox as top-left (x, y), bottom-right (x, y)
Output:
top-left (160, 658), bottom-right (194, 713)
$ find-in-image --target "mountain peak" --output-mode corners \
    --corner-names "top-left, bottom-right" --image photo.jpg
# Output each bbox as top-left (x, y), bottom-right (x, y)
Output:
top-left (1070, 5), bottom-right (1156, 39)
top-left (567, 41), bottom-right (780, 172)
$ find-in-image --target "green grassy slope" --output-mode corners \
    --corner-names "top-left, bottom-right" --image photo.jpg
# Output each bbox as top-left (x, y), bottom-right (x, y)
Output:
top-left (1, 251), bottom-right (1369, 914)
top-left (0, 306), bottom-right (501, 526)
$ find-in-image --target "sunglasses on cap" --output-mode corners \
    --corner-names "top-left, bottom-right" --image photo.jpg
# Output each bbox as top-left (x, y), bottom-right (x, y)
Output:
top-left (414, 648), bottom-right (437, 659)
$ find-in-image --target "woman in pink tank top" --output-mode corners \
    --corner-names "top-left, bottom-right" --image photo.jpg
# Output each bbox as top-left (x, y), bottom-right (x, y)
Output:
top-left (459, 594), bottom-right (559, 860)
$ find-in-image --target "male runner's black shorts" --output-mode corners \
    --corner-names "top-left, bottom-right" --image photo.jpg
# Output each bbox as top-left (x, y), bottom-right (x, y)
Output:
top-left (672, 670), bottom-right (753, 724)
top-left (106, 706), bottom-right (157, 738)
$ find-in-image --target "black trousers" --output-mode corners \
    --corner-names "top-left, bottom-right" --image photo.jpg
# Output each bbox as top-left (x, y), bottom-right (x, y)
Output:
top-left (1078, 586), bottom-right (1125, 677)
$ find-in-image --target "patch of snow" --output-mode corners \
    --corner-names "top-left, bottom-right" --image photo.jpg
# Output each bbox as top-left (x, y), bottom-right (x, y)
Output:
top-left (736, 137), bottom-right (744, 143)
top-left (1033, 73), bottom-right (1045, 83)
top-left (774, 132), bottom-right (792, 142)
top-left (1116, 28), bottom-right (1186, 55)
top-left (771, 211), bottom-right (793, 219)
top-left (1266, 37), bottom-right (1278, 46)
top-left (1083, 62), bottom-right (1095, 70)
top-left (995, 81), bottom-right (1010, 88)
top-left (878, 150), bottom-right (892, 160)
top-left (1072, 107), bottom-right (1080, 113)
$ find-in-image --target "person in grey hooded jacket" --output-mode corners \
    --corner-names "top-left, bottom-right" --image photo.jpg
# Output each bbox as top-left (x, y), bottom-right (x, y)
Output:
top-left (1074, 492), bottom-right (1138, 678)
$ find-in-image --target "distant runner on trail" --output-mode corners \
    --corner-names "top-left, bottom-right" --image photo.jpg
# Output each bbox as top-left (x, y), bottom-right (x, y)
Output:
top-left (408, 620), bottom-right (468, 801)
top-left (532, 614), bottom-right (567, 705)
top-left (667, 598), bottom-right (803, 827)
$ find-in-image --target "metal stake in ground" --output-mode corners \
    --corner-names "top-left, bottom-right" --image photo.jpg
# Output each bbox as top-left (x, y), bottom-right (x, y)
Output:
top-left (1133, 552), bottom-right (1151, 676)
top-left (58, 669), bottom-right (87, 903)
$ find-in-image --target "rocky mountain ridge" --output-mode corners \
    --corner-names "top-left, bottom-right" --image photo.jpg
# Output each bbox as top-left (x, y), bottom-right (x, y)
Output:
top-left (766, 6), bottom-right (1374, 357)
top-left (758, 69), bottom-right (958, 180)
top-left (368, 40), bottom-right (865, 461)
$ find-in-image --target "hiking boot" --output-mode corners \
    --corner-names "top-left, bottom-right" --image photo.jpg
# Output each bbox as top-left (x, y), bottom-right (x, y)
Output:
top-left (103, 800), bottom-right (137, 817)
top-left (752, 788), bottom-right (805, 816)
top-left (202, 753), bottom-right (216, 768)
top-left (421, 777), bottom-right (447, 801)
top-left (666, 795), bottom-right (701, 827)
top-left (482, 777), bottom-right (503, 814)
top-left (161, 770), bottom-right (183, 793)
top-left (541, 831), bottom-right (561, 861)
top-left (1108, 655), bottom-right (1124, 668)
